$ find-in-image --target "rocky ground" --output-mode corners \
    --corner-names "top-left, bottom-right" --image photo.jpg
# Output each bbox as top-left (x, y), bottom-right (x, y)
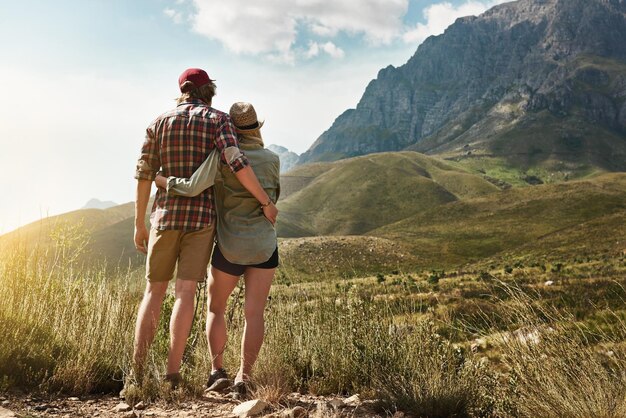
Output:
top-left (0, 392), bottom-right (407, 418)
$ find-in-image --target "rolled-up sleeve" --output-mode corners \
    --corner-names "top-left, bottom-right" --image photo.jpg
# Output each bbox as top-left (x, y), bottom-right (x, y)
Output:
top-left (216, 116), bottom-right (249, 173)
top-left (135, 124), bottom-right (160, 181)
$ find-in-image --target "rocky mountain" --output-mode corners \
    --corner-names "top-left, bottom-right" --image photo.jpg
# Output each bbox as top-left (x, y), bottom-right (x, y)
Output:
top-left (298, 0), bottom-right (626, 180)
top-left (82, 198), bottom-right (118, 210)
top-left (267, 144), bottom-right (299, 173)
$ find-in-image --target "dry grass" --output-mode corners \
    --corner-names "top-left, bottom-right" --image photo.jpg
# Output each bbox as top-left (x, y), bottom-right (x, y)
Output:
top-left (2, 225), bottom-right (626, 417)
top-left (488, 287), bottom-right (626, 418)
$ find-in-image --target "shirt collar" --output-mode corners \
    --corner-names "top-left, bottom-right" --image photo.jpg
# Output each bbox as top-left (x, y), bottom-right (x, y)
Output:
top-left (178, 98), bottom-right (206, 107)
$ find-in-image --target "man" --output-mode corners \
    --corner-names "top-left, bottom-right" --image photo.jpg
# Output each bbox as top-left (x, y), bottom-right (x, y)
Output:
top-left (133, 68), bottom-right (278, 386)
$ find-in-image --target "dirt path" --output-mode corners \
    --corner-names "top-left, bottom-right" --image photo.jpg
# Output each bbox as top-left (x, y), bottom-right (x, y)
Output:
top-left (0, 392), bottom-right (395, 417)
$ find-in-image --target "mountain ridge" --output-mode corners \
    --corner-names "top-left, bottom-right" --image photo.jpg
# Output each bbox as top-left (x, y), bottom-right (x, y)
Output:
top-left (298, 0), bottom-right (626, 181)
top-left (1, 152), bottom-right (623, 274)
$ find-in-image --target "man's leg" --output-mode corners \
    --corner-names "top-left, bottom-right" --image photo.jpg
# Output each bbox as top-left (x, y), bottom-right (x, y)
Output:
top-left (237, 267), bottom-right (274, 382)
top-left (166, 279), bottom-right (198, 375)
top-left (133, 281), bottom-right (169, 376)
top-left (206, 267), bottom-right (240, 371)
top-left (133, 228), bottom-right (178, 376)
top-left (168, 226), bottom-right (214, 376)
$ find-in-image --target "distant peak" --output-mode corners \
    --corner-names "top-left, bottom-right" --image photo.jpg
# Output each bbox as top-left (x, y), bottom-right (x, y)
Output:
top-left (82, 198), bottom-right (117, 210)
top-left (267, 144), bottom-right (288, 153)
top-left (267, 144), bottom-right (300, 173)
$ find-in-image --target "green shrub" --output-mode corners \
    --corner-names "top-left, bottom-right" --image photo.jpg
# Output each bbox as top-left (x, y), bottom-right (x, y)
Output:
top-left (551, 262), bottom-right (564, 273)
top-left (428, 270), bottom-right (441, 285)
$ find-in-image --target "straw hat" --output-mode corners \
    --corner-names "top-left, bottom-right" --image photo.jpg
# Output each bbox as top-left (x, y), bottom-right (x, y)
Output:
top-left (229, 102), bottom-right (264, 133)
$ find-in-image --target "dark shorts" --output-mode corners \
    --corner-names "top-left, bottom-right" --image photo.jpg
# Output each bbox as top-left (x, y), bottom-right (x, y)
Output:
top-left (211, 244), bottom-right (279, 277)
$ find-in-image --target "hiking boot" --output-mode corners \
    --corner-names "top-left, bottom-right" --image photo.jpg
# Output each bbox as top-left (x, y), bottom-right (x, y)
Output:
top-left (164, 372), bottom-right (183, 390)
top-left (206, 368), bottom-right (231, 392)
top-left (225, 381), bottom-right (248, 401)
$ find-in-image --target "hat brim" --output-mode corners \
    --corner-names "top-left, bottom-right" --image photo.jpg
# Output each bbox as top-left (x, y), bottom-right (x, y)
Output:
top-left (235, 119), bottom-right (264, 134)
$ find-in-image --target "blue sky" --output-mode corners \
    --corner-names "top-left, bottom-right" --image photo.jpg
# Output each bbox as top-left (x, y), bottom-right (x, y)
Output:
top-left (0, 0), bottom-right (507, 233)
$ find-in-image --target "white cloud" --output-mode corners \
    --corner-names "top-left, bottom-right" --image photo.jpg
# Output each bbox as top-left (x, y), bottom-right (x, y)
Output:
top-left (320, 41), bottom-right (345, 58)
top-left (184, 0), bottom-right (408, 62)
top-left (163, 7), bottom-right (184, 24)
top-left (305, 42), bottom-right (320, 58)
top-left (297, 0), bottom-right (408, 44)
top-left (309, 22), bottom-right (338, 37)
top-left (403, 0), bottom-right (508, 44)
top-left (305, 41), bottom-right (344, 59)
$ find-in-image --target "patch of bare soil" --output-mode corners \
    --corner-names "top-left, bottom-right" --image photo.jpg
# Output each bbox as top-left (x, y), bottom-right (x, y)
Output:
top-left (0, 392), bottom-right (408, 418)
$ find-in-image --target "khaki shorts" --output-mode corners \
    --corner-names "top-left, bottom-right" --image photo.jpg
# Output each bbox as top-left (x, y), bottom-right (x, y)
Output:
top-left (145, 225), bottom-right (215, 282)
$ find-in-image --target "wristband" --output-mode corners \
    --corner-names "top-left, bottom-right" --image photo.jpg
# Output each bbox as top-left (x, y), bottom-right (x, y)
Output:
top-left (261, 199), bottom-right (272, 208)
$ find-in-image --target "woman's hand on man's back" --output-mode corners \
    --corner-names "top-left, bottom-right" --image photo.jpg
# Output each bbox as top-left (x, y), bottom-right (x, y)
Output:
top-left (262, 202), bottom-right (278, 225)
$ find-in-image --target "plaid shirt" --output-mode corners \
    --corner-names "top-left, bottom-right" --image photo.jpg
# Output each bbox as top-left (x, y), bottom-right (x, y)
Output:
top-left (135, 99), bottom-right (249, 230)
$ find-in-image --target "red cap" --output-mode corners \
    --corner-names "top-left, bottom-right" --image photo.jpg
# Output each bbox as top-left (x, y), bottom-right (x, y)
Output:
top-left (178, 68), bottom-right (214, 92)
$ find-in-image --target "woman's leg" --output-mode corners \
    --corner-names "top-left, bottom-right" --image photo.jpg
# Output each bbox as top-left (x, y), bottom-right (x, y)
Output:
top-left (206, 267), bottom-right (240, 371)
top-left (237, 267), bottom-right (275, 382)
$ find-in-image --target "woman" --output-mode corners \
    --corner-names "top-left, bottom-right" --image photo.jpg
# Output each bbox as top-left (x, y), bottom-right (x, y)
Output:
top-left (155, 102), bottom-right (280, 399)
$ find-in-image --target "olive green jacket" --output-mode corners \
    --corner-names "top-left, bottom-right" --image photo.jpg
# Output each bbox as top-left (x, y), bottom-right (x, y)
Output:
top-left (166, 135), bottom-right (280, 265)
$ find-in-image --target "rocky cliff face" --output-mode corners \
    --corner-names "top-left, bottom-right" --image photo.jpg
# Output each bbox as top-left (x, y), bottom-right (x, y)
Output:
top-left (298, 0), bottom-right (626, 172)
top-left (267, 144), bottom-right (299, 173)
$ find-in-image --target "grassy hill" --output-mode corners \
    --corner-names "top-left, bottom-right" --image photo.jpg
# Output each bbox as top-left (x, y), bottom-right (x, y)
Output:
top-left (372, 172), bottom-right (626, 269)
top-left (0, 202), bottom-right (135, 249)
top-left (0, 201), bottom-right (144, 270)
top-left (88, 216), bottom-right (145, 269)
top-left (1, 153), bottom-right (623, 277)
top-left (469, 210), bottom-right (626, 271)
top-left (279, 161), bottom-right (334, 199)
top-left (276, 151), bottom-right (500, 237)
